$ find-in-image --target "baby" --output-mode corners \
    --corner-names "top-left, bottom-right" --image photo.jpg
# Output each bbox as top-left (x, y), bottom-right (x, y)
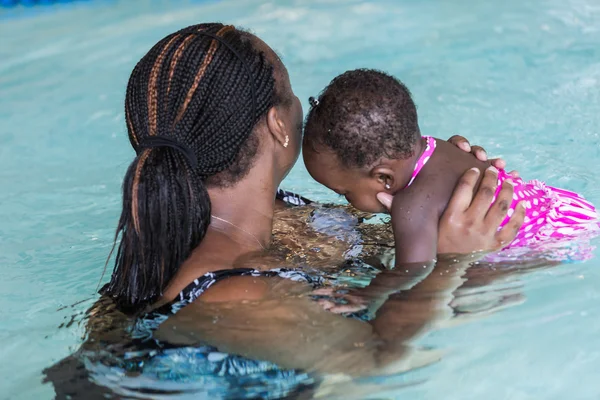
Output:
top-left (303, 69), bottom-right (599, 263)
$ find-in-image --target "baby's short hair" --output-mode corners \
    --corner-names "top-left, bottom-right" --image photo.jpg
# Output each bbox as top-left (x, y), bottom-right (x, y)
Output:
top-left (304, 69), bottom-right (420, 169)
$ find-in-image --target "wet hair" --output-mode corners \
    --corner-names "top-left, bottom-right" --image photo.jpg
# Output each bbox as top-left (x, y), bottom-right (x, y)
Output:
top-left (102, 23), bottom-right (285, 310)
top-left (304, 69), bottom-right (420, 169)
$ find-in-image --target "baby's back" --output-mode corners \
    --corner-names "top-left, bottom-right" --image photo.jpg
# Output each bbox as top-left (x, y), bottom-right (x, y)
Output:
top-left (420, 139), bottom-right (490, 213)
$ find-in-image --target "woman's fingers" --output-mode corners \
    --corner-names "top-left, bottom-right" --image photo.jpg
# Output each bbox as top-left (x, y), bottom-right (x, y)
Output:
top-left (444, 167), bottom-right (481, 214)
top-left (484, 178), bottom-right (514, 227)
top-left (507, 169), bottom-right (520, 179)
top-left (316, 291), bottom-right (368, 314)
top-left (495, 202), bottom-right (526, 247)
top-left (488, 157), bottom-right (507, 170)
top-left (448, 136), bottom-right (510, 170)
top-left (317, 299), bottom-right (336, 311)
top-left (326, 303), bottom-right (367, 314)
top-left (439, 165), bottom-right (523, 254)
top-left (447, 135), bottom-right (471, 152)
top-left (311, 287), bottom-right (336, 296)
top-left (466, 167), bottom-right (500, 217)
top-left (470, 145), bottom-right (488, 162)
top-left (447, 136), bottom-right (489, 162)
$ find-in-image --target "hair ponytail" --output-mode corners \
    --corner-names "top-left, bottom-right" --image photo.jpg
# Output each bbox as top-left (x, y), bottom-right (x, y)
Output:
top-left (104, 149), bottom-right (210, 309)
top-left (102, 23), bottom-right (280, 310)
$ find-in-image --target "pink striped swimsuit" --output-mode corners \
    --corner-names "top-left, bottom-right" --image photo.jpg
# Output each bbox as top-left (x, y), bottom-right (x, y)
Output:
top-left (410, 136), bottom-right (600, 248)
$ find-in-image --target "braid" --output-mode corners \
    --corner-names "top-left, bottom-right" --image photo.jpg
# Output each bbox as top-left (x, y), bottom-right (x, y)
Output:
top-left (103, 23), bottom-right (281, 310)
top-left (167, 35), bottom-right (195, 96)
top-left (148, 34), bottom-right (181, 137)
top-left (131, 149), bottom-right (150, 233)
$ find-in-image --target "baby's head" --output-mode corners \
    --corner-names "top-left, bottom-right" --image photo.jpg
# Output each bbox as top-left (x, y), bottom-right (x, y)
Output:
top-left (303, 69), bottom-right (421, 213)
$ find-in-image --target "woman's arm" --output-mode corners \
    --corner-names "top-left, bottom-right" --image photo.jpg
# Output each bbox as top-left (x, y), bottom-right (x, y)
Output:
top-left (154, 276), bottom-right (384, 376)
top-left (154, 258), bottom-right (473, 378)
top-left (370, 256), bottom-right (473, 373)
top-left (318, 167), bottom-right (522, 316)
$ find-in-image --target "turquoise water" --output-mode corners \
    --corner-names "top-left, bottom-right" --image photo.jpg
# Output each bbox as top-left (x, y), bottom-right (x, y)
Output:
top-left (1, 0), bottom-right (600, 398)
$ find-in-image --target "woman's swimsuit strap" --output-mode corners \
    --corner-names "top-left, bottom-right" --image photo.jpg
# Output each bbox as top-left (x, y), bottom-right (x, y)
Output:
top-left (176, 268), bottom-right (320, 308)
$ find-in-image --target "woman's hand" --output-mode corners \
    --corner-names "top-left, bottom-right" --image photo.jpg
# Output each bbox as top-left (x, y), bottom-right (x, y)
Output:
top-left (377, 135), bottom-right (519, 210)
top-left (436, 167), bottom-right (525, 253)
top-left (377, 167), bottom-right (525, 254)
top-left (311, 287), bottom-right (368, 314)
top-left (448, 135), bottom-right (519, 177)
top-left (376, 136), bottom-right (525, 253)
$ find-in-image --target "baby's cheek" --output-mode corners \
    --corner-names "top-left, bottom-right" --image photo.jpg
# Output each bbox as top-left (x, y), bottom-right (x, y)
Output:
top-left (343, 194), bottom-right (361, 210)
top-left (350, 195), bottom-right (385, 214)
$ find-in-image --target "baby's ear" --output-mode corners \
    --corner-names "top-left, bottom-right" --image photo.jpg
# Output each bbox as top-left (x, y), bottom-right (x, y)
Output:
top-left (372, 166), bottom-right (396, 191)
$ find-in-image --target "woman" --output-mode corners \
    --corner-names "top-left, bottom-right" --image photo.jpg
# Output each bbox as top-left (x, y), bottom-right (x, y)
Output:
top-left (103, 22), bottom-right (522, 312)
top-left (45, 23), bottom-right (524, 398)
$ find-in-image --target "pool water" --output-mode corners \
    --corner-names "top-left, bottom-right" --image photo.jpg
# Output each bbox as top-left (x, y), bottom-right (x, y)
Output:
top-left (1, 0), bottom-right (600, 398)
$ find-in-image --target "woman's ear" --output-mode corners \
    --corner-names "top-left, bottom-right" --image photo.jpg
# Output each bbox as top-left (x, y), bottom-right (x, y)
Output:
top-left (372, 166), bottom-right (396, 191)
top-left (266, 106), bottom-right (288, 147)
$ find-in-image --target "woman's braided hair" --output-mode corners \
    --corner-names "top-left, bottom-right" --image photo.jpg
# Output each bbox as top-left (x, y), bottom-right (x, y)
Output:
top-left (103, 23), bottom-right (283, 310)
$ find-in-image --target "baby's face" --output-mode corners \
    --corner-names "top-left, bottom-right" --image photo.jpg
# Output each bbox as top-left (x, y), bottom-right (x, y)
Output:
top-left (303, 147), bottom-right (387, 213)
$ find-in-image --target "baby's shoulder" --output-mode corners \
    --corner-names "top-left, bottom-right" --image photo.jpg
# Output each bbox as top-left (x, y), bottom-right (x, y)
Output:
top-left (394, 176), bottom-right (448, 216)
top-left (406, 168), bottom-right (462, 216)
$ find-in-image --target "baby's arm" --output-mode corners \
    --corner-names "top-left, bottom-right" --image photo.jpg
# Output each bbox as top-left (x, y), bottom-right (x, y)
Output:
top-left (391, 193), bottom-right (440, 264)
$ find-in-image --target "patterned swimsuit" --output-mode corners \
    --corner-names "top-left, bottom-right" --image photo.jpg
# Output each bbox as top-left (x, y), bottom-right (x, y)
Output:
top-left (411, 136), bottom-right (600, 248)
top-left (83, 190), bottom-right (321, 399)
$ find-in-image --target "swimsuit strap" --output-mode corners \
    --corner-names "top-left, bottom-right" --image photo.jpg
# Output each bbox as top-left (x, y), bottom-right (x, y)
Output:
top-left (176, 268), bottom-right (321, 308)
top-left (276, 188), bottom-right (312, 206)
top-left (405, 136), bottom-right (436, 188)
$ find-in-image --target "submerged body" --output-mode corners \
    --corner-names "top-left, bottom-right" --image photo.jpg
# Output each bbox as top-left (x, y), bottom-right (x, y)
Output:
top-left (45, 200), bottom-right (533, 399)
